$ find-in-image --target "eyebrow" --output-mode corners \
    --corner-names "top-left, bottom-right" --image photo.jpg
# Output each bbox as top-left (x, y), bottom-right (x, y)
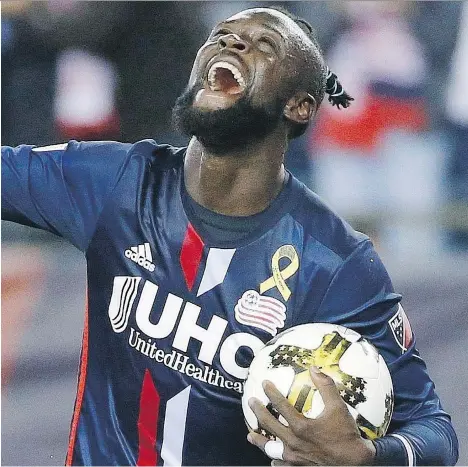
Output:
top-left (220, 19), bottom-right (283, 35)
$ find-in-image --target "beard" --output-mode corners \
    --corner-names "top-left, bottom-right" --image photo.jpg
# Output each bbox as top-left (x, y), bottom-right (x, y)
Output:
top-left (172, 85), bottom-right (286, 154)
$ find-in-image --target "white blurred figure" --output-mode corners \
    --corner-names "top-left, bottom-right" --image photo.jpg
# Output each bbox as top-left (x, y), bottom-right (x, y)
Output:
top-left (309, 1), bottom-right (446, 260)
top-left (54, 49), bottom-right (120, 140)
top-left (446, 3), bottom-right (468, 128)
top-left (445, 2), bottom-right (468, 250)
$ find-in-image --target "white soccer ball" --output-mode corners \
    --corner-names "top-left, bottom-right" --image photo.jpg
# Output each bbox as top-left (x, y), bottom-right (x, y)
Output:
top-left (242, 323), bottom-right (394, 440)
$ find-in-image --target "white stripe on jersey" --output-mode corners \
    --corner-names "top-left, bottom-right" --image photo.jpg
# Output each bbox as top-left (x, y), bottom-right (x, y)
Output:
top-left (161, 386), bottom-right (191, 466)
top-left (32, 143), bottom-right (68, 152)
top-left (197, 248), bottom-right (236, 297)
top-left (390, 433), bottom-right (415, 466)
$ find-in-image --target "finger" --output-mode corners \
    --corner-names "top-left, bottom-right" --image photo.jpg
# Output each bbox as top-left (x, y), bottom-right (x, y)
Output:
top-left (271, 460), bottom-right (289, 466)
top-left (262, 380), bottom-right (303, 426)
top-left (249, 432), bottom-right (285, 460)
top-left (247, 430), bottom-right (269, 455)
top-left (272, 460), bottom-right (318, 467)
top-left (249, 432), bottom-right (302, 465)
top-left (309, 366), bottom-right (344, 409)
top-left (248, 397), bottom-right (290, 440)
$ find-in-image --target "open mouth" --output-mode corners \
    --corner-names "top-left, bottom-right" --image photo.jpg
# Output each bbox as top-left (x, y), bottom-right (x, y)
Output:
top-left (207, 61), bottom-right (246, 95)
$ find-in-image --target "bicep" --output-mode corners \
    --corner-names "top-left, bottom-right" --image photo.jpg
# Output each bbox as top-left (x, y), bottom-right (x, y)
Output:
top-left (1, 141), bottom-right (131, 251)
top-left (300, 239), bottom-right (456, 463)
top-left (2, 144), bottom-right (66, 233)
top-left (312, 241), bottom-right (445, 421)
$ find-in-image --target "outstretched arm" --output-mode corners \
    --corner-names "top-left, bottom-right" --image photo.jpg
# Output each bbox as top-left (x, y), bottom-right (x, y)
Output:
top-left (2, 141), bottom-right (131, 251)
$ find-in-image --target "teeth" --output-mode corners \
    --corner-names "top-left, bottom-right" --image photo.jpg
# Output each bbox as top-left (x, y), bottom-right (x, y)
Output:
top-left (207, 61), bottom-right (246, 91)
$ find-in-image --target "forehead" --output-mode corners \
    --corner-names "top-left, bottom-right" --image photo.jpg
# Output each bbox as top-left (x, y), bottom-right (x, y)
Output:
top-left (221, 8), bottom-right (309, 43)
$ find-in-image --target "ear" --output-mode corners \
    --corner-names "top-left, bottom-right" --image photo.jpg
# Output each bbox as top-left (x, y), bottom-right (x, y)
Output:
top-left (283, 92), bottom-right (317, 125)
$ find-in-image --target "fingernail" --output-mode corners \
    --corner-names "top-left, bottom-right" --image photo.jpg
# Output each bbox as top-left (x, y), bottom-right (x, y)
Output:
top-left (262, 380), bottom-right (271, 390)
top-left (310, 365), bottom-right (321, 374)
top-left (248, 397), bottom-right (256, 408)
top-left (247, 433), bottom-right (253, 443)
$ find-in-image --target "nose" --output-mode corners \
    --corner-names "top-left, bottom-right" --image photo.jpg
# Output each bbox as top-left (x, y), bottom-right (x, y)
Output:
top-left (217, 33), bottom-right (250, 53)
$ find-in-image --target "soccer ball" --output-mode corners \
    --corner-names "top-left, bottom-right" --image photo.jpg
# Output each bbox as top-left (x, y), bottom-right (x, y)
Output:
top-left (242, 323), bottom-right (394, 440)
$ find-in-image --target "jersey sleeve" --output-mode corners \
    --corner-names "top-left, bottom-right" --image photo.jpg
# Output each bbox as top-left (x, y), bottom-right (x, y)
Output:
top-left (2, 140), bottom-right (132, 251)
top-left (312, 240), bottom-right (459, 466)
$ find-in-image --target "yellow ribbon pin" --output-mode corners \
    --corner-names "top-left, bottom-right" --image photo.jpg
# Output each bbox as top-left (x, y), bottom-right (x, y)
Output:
top-left (260, 245), bottom-right (299, 301)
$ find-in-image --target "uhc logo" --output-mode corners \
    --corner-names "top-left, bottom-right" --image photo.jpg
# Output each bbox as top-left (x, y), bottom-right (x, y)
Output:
top-left (107, 276), bottom-right (265, 383)
top-left (108, 277), bottom-right (141, 333)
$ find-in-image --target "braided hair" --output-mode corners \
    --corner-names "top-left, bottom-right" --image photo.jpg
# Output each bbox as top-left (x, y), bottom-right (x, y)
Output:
top-left (269, 7), bottom-right (353, 137)
top-left (325, 66), bottom-right (354, 109)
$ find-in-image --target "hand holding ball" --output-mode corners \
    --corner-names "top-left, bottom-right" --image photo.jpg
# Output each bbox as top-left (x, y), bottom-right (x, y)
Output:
top-left (242, 323), bottom-right (394, 451)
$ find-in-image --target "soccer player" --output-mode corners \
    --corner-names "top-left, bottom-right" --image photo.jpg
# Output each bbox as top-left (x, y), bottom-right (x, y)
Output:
top-left (2, 7), bottom-right (458, 466)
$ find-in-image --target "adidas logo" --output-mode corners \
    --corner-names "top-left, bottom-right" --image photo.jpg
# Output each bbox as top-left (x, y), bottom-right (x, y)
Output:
top-left (124, 242), bottom-right (155, 272)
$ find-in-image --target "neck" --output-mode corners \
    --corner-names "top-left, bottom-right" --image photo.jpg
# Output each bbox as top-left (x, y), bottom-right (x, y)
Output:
top-left (184, 131), bottom-right (288, 216)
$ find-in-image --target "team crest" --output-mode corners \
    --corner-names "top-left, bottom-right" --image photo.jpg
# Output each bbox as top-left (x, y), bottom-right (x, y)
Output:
top-left (235, 245), bottom-right (299, 336)
top-left (388, 304), bottom-right (413, 354)
top-left (234, 290), bottom-right (286, 336)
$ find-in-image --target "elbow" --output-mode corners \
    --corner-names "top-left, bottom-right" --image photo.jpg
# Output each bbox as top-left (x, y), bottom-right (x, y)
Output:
top-left (444, 421), bottom-right (459, 466)
top-left (415, 416), bottom-right (459, 466)
top-left (436, 416), bottom-right (459, 466)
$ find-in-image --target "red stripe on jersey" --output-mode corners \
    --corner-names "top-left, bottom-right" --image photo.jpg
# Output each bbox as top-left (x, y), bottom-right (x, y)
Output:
top-left (66, 296), bottom-right (89, 465)
top-left (180, 223), bottom-right (204, 291)
top-left (237, 305), bottom-right (283, 326)
top-left (137, 370), bottom-right (160, 466)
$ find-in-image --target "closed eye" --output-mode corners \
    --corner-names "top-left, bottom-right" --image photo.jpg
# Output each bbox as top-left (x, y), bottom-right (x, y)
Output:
top-left (257, 36), bottom-right (278, 54)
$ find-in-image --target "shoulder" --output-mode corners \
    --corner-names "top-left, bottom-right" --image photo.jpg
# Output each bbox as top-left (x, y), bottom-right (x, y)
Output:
top-left (126, 139), bottom-right (185, 158)
top-left (65, 139), bottom-right (185, 166)
top-left (57, 139), bottom-right (186, 180)
top-left (289, 175), bottom-right (369, 262)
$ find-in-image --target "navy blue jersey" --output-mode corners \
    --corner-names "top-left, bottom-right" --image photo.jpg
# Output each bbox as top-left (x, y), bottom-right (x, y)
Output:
top-left (2, 140), bottom-right (458, 466)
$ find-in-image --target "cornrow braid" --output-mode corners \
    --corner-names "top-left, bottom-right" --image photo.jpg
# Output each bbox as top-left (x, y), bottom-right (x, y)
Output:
top-left (325, 66), bottom-right (354, 109)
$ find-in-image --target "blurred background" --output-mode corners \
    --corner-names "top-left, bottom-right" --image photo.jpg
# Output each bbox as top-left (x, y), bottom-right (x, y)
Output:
top-left (1, 1), bottom-right (467, 465)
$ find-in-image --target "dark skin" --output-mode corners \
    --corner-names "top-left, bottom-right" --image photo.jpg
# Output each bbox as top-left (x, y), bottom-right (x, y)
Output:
top-left (248, 367), bottom-right (376, 466)
top-left (184, 8), bottom-right (316, 216)
top-left (183, 8), bottom-right (376, 465)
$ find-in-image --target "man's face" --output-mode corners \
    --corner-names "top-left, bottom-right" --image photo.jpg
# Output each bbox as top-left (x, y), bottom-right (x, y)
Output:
top-left (173, 9), bottom-right (310, 152)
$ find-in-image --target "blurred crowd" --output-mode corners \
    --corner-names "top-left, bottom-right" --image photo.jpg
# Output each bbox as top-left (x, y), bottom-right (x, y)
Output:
top-left (2, 1), bottom-right (468, 258)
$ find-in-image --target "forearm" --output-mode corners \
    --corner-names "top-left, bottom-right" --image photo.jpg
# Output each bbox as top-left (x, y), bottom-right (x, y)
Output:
top-left (374, 415), bottom-right (458, 466)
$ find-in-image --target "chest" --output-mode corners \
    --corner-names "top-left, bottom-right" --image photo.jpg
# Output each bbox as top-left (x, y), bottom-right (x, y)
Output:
top-left (85, 176), bottom-right (329, 392)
